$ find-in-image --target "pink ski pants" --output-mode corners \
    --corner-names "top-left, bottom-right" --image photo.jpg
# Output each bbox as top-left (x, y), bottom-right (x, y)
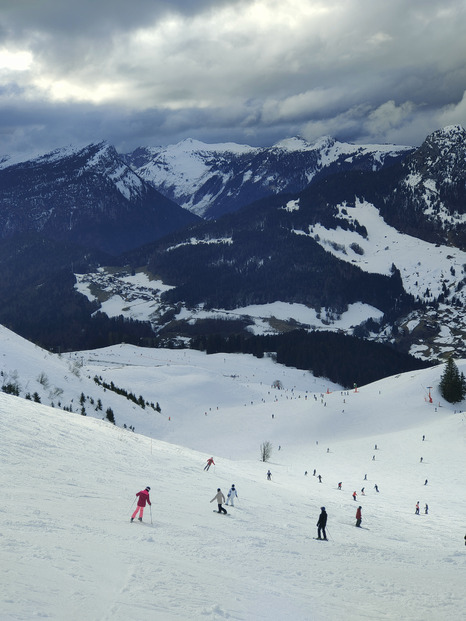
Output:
top-left (132, 506), bottom-right (145, 519)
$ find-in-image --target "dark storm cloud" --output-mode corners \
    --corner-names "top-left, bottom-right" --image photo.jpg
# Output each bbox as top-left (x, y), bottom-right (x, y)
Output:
top-left (1, 0), bottom-right (466, 156)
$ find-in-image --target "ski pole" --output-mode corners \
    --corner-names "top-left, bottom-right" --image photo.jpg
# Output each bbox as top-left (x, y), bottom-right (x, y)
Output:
top-left (129, 497), bottom-right (136, 510)
top-left (150, 505), bottom-right (153, 525)
top-left (326, 528), bottom-right (332, 541)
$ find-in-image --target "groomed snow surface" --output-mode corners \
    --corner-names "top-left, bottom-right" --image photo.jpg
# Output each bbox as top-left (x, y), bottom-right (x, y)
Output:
top-left (1, 340), bottom-right (466, 621)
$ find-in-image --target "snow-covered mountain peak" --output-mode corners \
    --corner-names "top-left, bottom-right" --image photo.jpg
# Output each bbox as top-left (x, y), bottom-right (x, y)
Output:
top-left (171, 137), bottom-right (256, 156)
top-left (432, 124), bottom-right (466, 142)
top-left (272, 136), bottom-right (315, 151)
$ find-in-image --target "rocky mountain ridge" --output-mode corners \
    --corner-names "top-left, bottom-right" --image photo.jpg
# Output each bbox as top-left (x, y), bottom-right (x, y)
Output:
top-left (122, 135), bottom-right (412, 219)
top-left (0, 142), bottom-right (199, 255)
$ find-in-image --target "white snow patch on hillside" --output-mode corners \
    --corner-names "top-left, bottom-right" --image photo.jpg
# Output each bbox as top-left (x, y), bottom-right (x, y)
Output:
top-left (282, 199), bottom-right (300, 212)
top-left (173, 300), bottom-right (383, 335)
top-left (304, 199), bottom-right (466, 302)
top-left (166, 237), bottom-right (233, 252)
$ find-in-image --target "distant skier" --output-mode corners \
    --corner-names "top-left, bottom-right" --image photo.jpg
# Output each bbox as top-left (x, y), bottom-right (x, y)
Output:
top-left (338, 482), bottom-right (342, 490)
top-left (316, 507), bottom-right (328, 540)
top-left (415, 502), bottom-right (420, 514)
top-left (420, 457), bottom-right (423, 463)
top-left (211, 488), bottom-right (227, 514)
top-left (352, 491), bottom-right (357, 501)
top-left (422, 435), bottom-right (425, 441)
top-left (317, 474), bottom-right (322, 483)
top-left (313, 469), bottom-right (316, 476)
top-left (424, 503), bottom-right (428, 515)
top-left (204, 457), bottom-right (215, 471)
top-left (361, 487), bottom-right (365, 495)
top-left (356, 506), bottom-right (362, 527)
top-left (225, 484), bottom-right (238, 506)
top-left (131, 486), bottom-right (151, 522)
top-left (305, 471), bottom-right (308, 476)
top-left (364, 474), bottom-right (367, 480)
top-left (424, 479), bottom-right (428, 485)
top-left (374, 484), bottom-right (379, 492)
top-left (267, 470), bottom-right (272, 480)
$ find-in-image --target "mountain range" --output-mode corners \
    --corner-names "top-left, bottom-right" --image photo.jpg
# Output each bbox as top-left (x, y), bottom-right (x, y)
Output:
top-left (0, 142), bottom-right (199, 255)
top-left (1, 126), bottom-right (466, 376)
top-left (122, 135), bottom-right (411, 219)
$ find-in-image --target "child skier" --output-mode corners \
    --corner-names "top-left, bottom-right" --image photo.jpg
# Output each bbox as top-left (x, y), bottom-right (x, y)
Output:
top-left (225, 484), bottom-right (238, 506)
top-left (131, 486), bottom-right (151, 522)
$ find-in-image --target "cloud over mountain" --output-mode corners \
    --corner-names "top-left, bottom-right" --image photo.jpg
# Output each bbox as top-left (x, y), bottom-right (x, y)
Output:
top-left (1, 1), bottom-right (466, 155)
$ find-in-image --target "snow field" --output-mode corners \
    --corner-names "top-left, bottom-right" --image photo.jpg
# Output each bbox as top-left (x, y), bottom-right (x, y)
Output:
top-left (1, 331), bottom-right (466, 620)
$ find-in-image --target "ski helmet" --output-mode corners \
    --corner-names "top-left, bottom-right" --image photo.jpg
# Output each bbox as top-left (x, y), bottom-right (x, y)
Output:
top-left (217, 488), bottom-right (221, 491)
top-left (145, 487), bottom-right (151, 491)
top-left (232, 484), bottom-right (235, 488)
top-left (321, 507), bottom-right (325, 510)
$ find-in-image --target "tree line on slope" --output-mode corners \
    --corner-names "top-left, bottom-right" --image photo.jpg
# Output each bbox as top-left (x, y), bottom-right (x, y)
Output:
top-left (190, 330), bottom-right (433, 388)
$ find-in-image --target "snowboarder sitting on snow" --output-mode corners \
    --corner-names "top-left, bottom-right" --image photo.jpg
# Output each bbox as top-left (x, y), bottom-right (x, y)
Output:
top-left (225, 484), bottom-right (238, 506)
top-left (316, 507), bottom-right (327, 540)
top-left (204, 457), bottom-right (215, 471)
top-left (210, 488), bottom-right (227, 514)
top-left (131, 486), bottom-right (151, 522)
top-left (356, 506), bottom-right (362, 527)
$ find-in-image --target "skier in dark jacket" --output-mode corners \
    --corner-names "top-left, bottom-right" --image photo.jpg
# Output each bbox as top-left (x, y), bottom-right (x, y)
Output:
top-left (316, 507), bottom-right (328, 540)
top-left (131, 487), bottom-right (151, 522)
top-left (356, 506), bottom-right (362, 527)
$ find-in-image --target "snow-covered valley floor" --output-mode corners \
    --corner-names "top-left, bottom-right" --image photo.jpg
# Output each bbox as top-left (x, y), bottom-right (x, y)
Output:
top-left (1, 333), bottom-right (465, 620)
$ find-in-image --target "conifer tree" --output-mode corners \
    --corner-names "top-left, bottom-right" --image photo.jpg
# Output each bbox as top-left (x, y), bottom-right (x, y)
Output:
top-left (439, 356), bottom-right (466, 403)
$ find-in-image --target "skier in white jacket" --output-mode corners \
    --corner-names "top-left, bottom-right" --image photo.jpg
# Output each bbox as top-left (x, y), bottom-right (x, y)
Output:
top-left (225, 484), bottom-right (238, 507)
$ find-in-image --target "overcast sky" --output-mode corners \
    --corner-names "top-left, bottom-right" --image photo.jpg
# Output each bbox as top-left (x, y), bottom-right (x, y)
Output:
top-left (1, 0), bottom-right (466, 155)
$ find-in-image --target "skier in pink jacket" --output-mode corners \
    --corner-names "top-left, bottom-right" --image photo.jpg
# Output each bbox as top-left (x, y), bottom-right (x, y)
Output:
top-left (131, 487), bottom-right (151, 522)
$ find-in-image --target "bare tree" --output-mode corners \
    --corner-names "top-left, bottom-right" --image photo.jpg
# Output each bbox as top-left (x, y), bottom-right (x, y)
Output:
top-left (260, 441), bottom-right (273, 462)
